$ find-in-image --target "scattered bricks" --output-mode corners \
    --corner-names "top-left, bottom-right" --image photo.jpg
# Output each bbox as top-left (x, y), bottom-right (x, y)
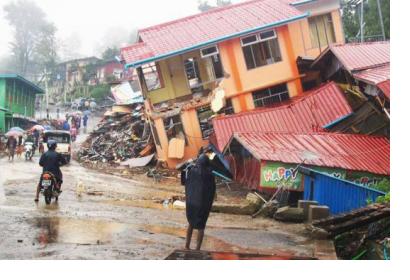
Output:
top-left (308, 205), bottom-right (330, 222)
top-left (298, 200), bottom-right (319, 220)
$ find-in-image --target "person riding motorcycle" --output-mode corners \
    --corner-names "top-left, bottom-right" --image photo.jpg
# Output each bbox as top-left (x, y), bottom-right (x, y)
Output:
top-left (35, 140), bottom-right (68, 202)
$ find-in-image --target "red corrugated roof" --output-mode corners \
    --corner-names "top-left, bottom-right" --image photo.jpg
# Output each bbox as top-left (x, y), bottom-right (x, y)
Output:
top-left (378, 80), bottom-right (390, 100)
top-left (317, 41), bottom-right (390, 73)
top-left (353, 64), bottom-right (390, 85)
top-left (121, 0), bottom-right (305, 66)
top-left (229, 132), bottom-right (390, 175)
top-left (212, 82), bottom-right (352, 151)
top-left (352, 64), bottom-right (390, 99)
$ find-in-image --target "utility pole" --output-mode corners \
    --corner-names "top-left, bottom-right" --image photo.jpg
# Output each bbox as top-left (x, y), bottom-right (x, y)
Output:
top-left (376, 0), bottom-right (386, 40)
top-left (360, 0), bottom-right (364, 42)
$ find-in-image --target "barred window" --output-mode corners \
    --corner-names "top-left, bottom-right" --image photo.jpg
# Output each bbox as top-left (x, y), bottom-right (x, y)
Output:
top-left (252, 83), bottom-right (289, 108)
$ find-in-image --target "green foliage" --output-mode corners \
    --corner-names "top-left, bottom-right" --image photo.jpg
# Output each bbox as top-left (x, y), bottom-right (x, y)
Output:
top-left (342, 0), bottom-right (390, 41)
top-left (101, 47), bottom-right (120, 61)
top-left (3, 0), bottom-right (58, 75)
top-left (373, 178), bottom-right (390, 193)
top-left (376, 192), bottom-right (390, 204)
top-left (90, 85), bottom-right (111, 101)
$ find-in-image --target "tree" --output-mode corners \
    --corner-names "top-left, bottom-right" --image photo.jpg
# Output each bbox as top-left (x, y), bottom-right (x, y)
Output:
top-left (3, 0), bottom-right (58, 76)
top-left (198, 0), bottom-right (232, 12)
top-left (341, 0), bottom-right (390, 41)
top-left (101, 47), bottom-right (120, 61)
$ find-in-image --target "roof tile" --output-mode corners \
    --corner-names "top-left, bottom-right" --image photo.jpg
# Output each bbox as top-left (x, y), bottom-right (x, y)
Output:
top-left (230, 131), bottom-right (390, 175)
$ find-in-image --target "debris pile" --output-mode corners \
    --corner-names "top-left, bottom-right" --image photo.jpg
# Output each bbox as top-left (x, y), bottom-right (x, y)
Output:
top-left (78, 109), bottom-right (154, 164)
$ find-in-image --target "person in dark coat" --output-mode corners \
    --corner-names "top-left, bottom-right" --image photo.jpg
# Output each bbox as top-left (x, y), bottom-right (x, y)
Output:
top-left (35, 140), bottom-right (67, 202)
top-left (183, 147), bottom-right (216, 250)
top-left (6, 136), bottom-right (17, 161)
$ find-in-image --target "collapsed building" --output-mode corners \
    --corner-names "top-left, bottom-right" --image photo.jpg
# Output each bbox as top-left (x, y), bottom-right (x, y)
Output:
top-left (120, 0), bottom-right (346, 168)
top-left (304, 41), bottom-right (390, 136)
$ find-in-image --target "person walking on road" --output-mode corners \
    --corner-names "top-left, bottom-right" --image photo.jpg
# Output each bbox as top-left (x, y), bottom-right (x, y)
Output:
top-left (83, 114), bottom-right (88, 133)
top-left (182, 146), bottom-right (217, 251)
top-left (6, 136), bottom-right (17, 162)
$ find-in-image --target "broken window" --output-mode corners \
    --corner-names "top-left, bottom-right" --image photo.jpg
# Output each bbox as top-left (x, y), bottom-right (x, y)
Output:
top-left (184, 57), bottom-right (204, 93)
top-left (252, 83), bottom-right (289, 108)
top-left (241, 29), bottom-right (282, 70)
top-left (141, 62), bottom-right (164, 91)
top-left (308, 13), bottom-right (336, 49)
top-left (196, 105), bottom-right (214, 139)
top-left (220, 98), bottom-right (234, 115)
top-left (164, 115), bottom-right (187, 143)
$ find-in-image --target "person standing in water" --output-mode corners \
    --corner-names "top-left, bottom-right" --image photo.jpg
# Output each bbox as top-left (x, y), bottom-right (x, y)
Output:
top-left (183, 147), bottom-right (216, 251)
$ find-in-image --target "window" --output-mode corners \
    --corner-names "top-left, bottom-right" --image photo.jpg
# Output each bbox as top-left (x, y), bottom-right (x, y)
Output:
top-left (308, 13), bottom-right (336, 49)
top-left (221, 98), bottom-right (234, 115)
top-left (164, 115), bottom-right (186, 143)
top-left (184, 58), bottom-right (203, 93)
top-left (196, 105), bottom-right (214, 139)
top-left (241, 29), bottom-right (282, 70)
top-left (200, 45), bottom-right (219, 58)
top-left (252, 83), bottom-right (290, 108)
top-left (141, 62), bottom-right (163, 91)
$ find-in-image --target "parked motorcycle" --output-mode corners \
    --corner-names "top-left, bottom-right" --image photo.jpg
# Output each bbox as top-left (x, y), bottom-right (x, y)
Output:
top-left (24, 141), bottom-right (35, 161)
top-left (39, 172), bottom-right (61, 204)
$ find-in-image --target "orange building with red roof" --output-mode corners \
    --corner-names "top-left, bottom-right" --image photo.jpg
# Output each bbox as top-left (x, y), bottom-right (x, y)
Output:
top-left (120, 0), bottom-right (345, 168)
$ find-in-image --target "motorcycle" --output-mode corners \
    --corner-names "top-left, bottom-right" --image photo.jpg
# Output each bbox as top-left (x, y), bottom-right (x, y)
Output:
top-left (39, 172), bottom-right (61, 204)
top-left (24, 141), bottom-right (34, 161)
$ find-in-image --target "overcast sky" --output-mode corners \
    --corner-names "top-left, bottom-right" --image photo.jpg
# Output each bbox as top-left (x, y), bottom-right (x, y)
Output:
top-left (0, 0), bottom-right (241, 59)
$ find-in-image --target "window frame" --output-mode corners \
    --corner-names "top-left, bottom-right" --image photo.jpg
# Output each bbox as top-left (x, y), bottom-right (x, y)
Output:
top-left (240, 29), bottom-right (281, 70)
top-left (240, 30), bottom-right (277, 46)
top-left (252, 83), bottom-right (290, 108)
top-left (141, 62), bottom-right (164, 92)
top-left (200, 45), bottom-right (219, 58)
top-left (308, 13), bottom-right (336, 49)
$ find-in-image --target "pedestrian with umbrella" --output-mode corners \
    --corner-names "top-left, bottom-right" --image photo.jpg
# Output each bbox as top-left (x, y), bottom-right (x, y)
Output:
top-left (182, 146), bottom-right (217, 251)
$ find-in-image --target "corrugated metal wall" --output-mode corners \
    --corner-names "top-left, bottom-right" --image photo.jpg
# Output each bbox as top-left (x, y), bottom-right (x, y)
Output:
top-left (303, 170), bottom-right (386, 215)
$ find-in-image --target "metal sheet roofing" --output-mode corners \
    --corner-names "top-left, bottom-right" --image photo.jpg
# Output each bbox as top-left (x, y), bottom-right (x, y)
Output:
top-left (353, 64), bottom-right (390, 85)
top-left (378, 80), bottom-right (390, 99)
top-left (121, 0), bottom-right (306, 67)
top-left (0, 73), bottom-right (44, 93)
top-left (352, 64), bottom-right (390, 99)
top-left (212, 82), bottom-right (352, 151)
top-left (229, 132), bottom-right (390, 175)
top-left (315, 41), bottom-right (390, 73)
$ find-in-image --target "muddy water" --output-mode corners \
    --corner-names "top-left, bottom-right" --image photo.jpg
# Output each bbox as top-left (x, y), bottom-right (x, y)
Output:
top-left (0, 148), bottom-right (320, 259)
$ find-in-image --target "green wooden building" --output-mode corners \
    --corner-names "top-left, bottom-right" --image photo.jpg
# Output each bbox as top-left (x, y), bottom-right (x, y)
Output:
top-left (0, 73), bottom-right (44, 133)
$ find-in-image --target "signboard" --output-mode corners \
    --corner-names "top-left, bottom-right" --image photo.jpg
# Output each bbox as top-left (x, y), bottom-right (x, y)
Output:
top-left (260, 162), bottom-right (302, 190)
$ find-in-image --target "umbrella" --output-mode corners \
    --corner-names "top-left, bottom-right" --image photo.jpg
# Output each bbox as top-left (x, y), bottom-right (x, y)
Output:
top-left (31, 124), bottom-right (45, 132)
top-left (83, 110), bottom-right (91, 116)
top-left (9, 127), bottom-right (24, 133)
top-left (43, 125), bottom-right (52, 131)
top-left (5, 130), bottom-right (23, 137)
top-left (74, 111), bottom-right (83, 116)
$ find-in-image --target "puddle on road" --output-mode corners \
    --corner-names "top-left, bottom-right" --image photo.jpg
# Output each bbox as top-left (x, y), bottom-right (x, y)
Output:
top-left (142, 224), bottom-right (247, 253)
top-left (32, 217), bottom-right (127, 245)
top-left (101, 199), bottom-right (182, 211)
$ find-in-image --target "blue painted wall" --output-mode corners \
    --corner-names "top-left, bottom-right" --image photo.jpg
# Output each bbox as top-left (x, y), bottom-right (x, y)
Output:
top-left (303, 168), bottom-right (385, 215)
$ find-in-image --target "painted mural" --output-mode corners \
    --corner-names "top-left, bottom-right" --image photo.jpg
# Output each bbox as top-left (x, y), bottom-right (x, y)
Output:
top-left (260, 161), bottom-right (389, 191)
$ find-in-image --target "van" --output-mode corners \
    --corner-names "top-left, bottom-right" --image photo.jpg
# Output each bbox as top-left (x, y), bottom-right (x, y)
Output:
top-left (43, 130), bottom-right (72, 163)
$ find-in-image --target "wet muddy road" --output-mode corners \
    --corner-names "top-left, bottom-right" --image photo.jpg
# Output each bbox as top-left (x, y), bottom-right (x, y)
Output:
top-left (0, 154), bottom-right (318, 259)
